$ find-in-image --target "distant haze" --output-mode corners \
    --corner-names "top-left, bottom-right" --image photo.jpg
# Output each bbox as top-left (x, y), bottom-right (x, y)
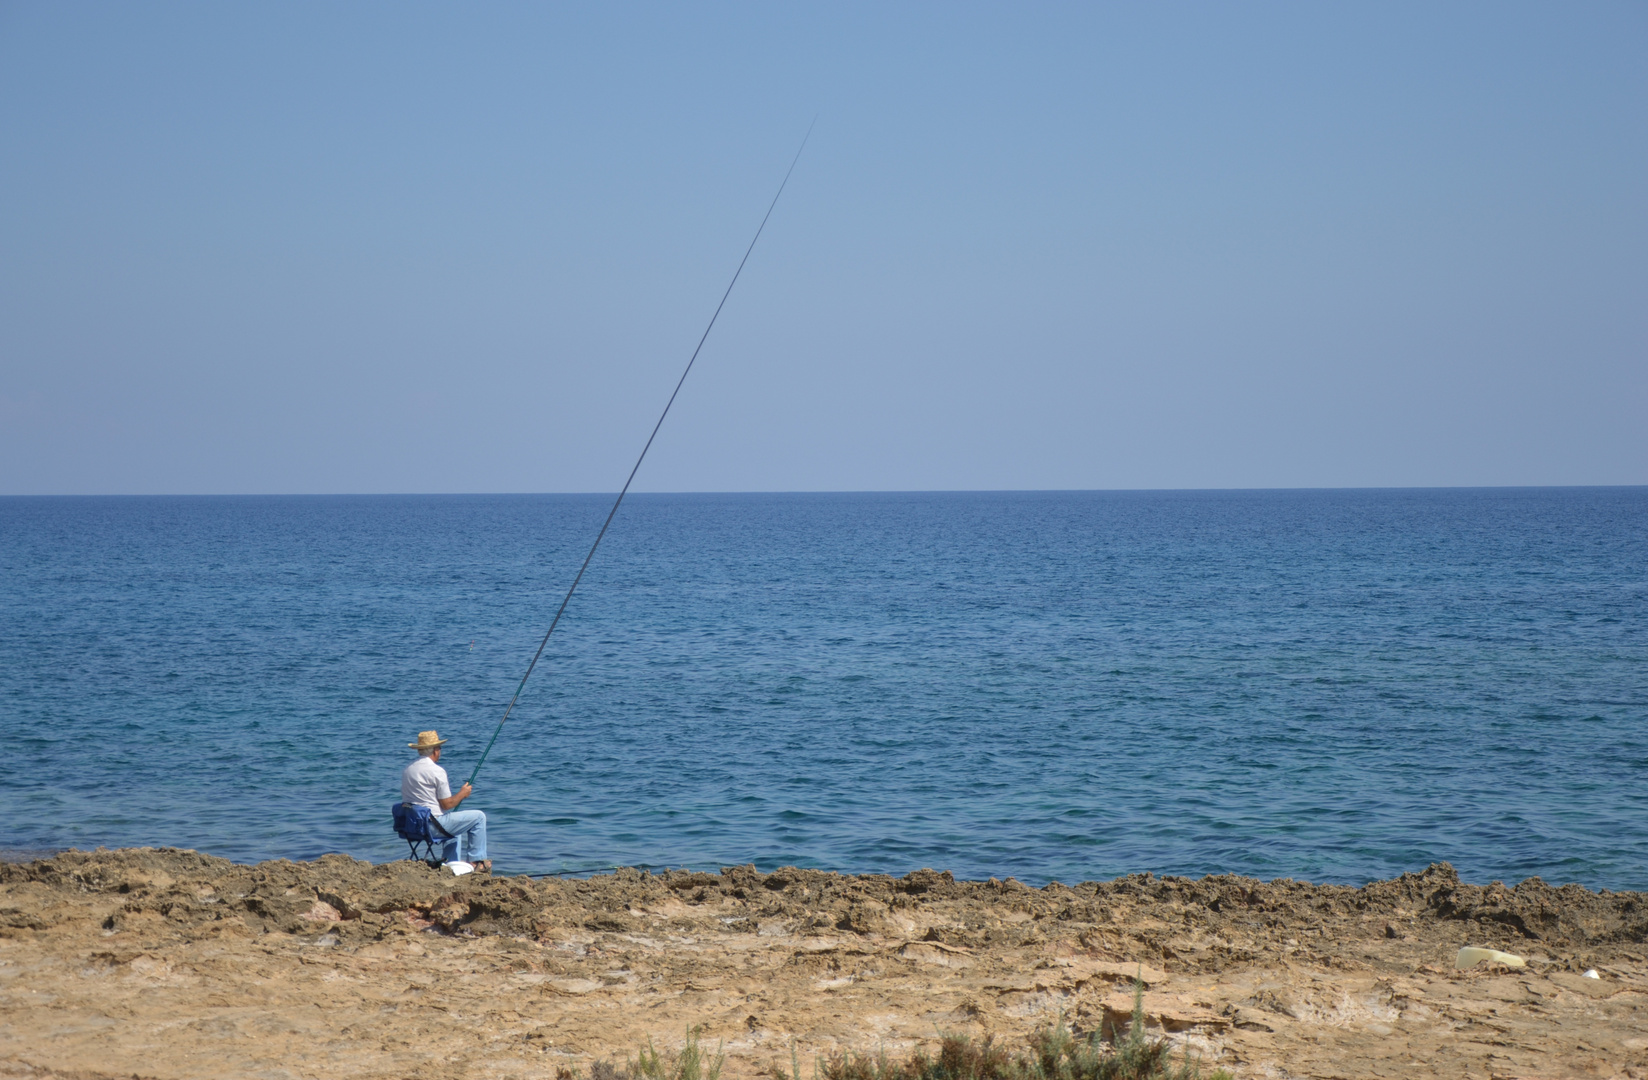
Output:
top-left (1, 3), bottom-right (1644, 494)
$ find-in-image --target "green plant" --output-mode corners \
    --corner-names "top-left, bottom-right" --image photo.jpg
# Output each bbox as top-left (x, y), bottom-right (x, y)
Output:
top-left (633, 1027), bottom-right (726, 1080)
top-left (1097, 980), bottom-right (1226, 1080)
top-left (816, 981), bottom-right (1230, 1080)
top-left (770, 1037), bottom-right (819, 1080)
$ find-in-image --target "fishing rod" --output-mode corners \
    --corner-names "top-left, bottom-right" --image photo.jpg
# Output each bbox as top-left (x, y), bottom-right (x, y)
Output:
top-left (464, 122), bottom-right (815, 791)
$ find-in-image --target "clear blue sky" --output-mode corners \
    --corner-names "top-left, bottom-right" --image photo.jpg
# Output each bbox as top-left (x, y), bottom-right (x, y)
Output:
top-left (2, 3), bottom-right (1643, 494)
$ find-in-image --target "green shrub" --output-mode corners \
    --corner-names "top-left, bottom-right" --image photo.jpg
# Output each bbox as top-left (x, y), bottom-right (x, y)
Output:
top-left (632, 1027), bottom-right (725, 1080)
top-left (812, 984), bottom-right (1231, 1080)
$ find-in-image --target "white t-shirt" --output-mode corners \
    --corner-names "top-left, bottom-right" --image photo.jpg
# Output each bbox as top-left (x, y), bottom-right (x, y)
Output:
top-left (401, 755), bottom-right (451, 818)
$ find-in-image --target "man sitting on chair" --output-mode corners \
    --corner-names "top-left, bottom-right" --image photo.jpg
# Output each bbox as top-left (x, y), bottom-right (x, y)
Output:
top-left (401, 730), bottom-right (491, 873)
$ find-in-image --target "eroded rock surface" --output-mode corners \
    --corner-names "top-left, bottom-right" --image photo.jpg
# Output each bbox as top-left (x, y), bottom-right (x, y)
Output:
top-left (1, 849), bottom-right (1645, 1078)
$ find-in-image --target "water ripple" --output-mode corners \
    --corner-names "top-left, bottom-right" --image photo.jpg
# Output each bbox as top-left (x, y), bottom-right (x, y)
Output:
top-left (1, 488), bottom-right (1643, 887)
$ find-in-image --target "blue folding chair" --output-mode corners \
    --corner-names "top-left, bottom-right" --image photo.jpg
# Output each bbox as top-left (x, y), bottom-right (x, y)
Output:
top-left (391, 803), bottom-right (454, 867)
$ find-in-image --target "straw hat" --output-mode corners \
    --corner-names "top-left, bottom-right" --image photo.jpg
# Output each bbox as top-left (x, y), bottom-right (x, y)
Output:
top-left (409, 730), bottom-right (449, 751)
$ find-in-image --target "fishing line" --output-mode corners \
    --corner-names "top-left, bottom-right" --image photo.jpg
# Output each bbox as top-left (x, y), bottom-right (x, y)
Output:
top-left (464, 121), bottom-right (815, 790)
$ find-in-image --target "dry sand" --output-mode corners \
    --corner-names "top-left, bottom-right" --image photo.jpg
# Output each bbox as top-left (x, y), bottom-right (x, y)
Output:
top-left (2, 848), bottom-right (1646, 1079)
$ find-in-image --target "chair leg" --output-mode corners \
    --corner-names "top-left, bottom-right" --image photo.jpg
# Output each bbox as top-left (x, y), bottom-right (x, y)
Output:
top-left (402, 835), bottom-right (446, 868)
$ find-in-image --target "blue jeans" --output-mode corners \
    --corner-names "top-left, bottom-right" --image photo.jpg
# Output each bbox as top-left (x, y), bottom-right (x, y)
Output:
top-left (434, 809), bottom-right (487, 864)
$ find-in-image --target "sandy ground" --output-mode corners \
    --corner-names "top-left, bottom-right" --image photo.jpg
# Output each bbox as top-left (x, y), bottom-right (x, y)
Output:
top-left (1, 849), bottom-right (1645, 1080)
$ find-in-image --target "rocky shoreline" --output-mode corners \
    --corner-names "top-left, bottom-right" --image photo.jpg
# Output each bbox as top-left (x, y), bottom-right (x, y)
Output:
top-left (2, 848), bottom-right (1645, 1079)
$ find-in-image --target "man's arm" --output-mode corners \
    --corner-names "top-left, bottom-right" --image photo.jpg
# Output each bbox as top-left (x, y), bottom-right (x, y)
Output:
top-left (438, 783), bottom-right (471, 812)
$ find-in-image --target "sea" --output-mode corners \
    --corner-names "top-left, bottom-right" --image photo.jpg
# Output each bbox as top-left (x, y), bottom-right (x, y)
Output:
top-left (1, 489), bottom-right (1643, 889)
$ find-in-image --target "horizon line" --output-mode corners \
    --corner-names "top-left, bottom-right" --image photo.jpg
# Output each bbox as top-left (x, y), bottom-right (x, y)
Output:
top-left (3, 483), bottom-right (1644, 499)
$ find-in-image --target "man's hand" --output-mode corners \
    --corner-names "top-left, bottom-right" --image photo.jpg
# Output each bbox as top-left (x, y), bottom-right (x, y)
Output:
top-left (438, 783), bottom-right (473, 812)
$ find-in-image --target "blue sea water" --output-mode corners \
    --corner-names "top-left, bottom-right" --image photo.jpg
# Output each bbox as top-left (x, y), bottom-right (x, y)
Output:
top-left (0, 489), bottom-right (1643, 889)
